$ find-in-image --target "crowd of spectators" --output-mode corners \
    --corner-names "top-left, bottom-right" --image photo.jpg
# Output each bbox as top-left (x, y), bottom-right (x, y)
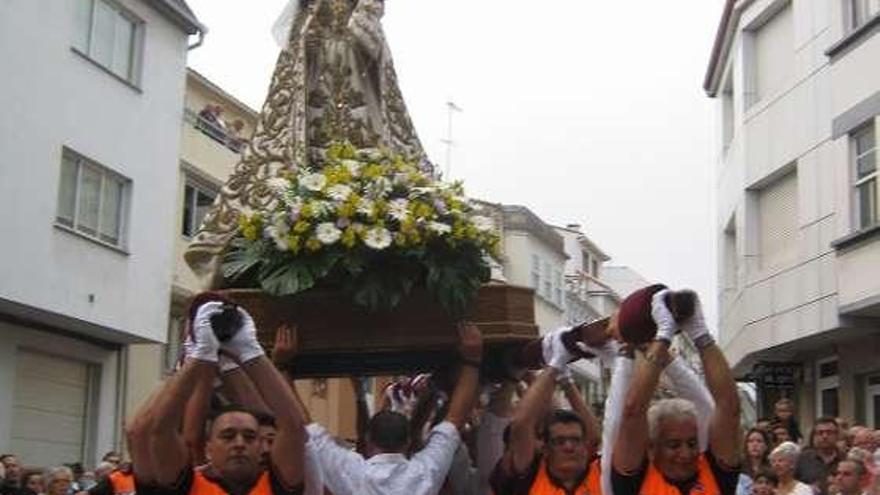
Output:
top-left (196, 104), bottom-right (247, 152)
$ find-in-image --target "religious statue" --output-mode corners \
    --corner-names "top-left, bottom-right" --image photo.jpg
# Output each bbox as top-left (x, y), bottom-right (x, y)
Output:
top-left (185, 0), bottom-right (432, 285)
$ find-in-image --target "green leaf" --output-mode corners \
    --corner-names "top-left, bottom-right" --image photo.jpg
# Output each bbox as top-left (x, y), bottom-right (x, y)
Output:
top-left (259, 260), bottom-right (315, 296)
top-left (222, 238), bottom-right (269, 286)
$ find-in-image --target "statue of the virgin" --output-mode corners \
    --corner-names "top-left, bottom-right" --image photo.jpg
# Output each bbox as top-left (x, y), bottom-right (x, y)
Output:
top-left (185, 0), bottom-right (431, 285)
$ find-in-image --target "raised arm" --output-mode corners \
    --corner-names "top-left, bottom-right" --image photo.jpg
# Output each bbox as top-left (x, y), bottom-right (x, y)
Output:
top-left (221, 313), bottom-right (306, 489)
top-left (128, 302), bottom-right (223, 486)
top-left (601, 348), bottom-right (634, 495)
top-left (444, 323), bottom-right (483, 431)
top-left (664, 354), bottom-right (715, 451)
top-left (508, 328), bottom-right (574, 473)
top-left (613, 292), bottom-right (676, 474)
top-left (679, 296), bottom-right (741, 467)
top-left (560, 377), bottom-right (600, 452)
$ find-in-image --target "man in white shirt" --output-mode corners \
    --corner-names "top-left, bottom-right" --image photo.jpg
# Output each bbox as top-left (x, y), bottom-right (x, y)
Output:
top-left (305, 323), bottom-right (483, 495)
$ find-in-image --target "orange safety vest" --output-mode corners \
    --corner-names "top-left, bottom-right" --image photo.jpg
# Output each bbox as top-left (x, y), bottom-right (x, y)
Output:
top-left (528, 458), bottom-right (602, 495)
top-left (188, 470), bottom-right (273, 495)
top-left (639, 455), bottom-right (721, 495)
top-left (108, 470), bottom-right (136, 495)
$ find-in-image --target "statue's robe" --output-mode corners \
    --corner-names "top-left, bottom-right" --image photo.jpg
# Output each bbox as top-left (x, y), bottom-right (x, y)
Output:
top-left (185, 0), bottom-right (429, 287)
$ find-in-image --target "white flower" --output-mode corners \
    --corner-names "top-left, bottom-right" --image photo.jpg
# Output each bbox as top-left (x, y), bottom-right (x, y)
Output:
top-left (471, 215), bottom-right (495, 232)
top-left (315, 222), bottom-right (342, 245)
top-left (264, 226), bottom-right (288, 251)
top-left (326, 184), bottom-right (353, 201)
top-left (285, 196), bottom-right (304, 218)
top-left (357, 198), bottom-right (375, 216)
top-left (367, 177), bottom-right (392, 198)
top-left (266, 178), bottom-right (289, 194)
top-left (392, 173), bottom-right (410, 186)
top-left (271, 212), bottom-right (291, 233)
top-left (428, 221), bottom-right (452, 235)
top-left (388, 199), bottom-right (409, 221)
top-left (342, 159), bottom-right (361, 176)
top-left (312, 200), bottom-right (335, 216)
top-left (300, 173), bottom-right (327, 192)
top-left (364, 227), bottom-right (392, 250)
top-left (409, 186), bottom-right (435, 198)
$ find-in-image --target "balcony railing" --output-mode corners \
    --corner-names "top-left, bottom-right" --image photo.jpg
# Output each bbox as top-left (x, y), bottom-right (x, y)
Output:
top-left (183, 109), bottom-right (246, 154)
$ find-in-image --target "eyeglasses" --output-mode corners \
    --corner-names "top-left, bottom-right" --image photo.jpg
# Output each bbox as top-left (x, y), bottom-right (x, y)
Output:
top-left (548, 435), bottom-right (585, 448)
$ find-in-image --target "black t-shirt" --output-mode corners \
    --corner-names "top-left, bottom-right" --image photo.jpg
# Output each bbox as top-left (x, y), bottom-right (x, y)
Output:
top-left (87, 478), bottom-right (112, 495)
top-left (136, 467), bottom-right (304, 495)
top-left (611, 451), bottom-right (739, 495)
top-left (489, 451), bottom-right (593, 495)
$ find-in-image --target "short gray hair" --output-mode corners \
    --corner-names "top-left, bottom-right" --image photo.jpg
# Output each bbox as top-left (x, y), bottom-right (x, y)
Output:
top-left (839, 458), bottom-right (867, 478)
top-left (769, 441), bottom-right (800, 462)
top-left (647, 398), bottom-right (698, 443)
top-left (42, 466), bottom-right (73, 489)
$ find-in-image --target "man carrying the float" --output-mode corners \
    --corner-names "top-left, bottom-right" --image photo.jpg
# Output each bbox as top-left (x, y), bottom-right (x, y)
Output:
top-left (611, 291), bottom-right (741, 495)
top-left (489, 328), bottom-right (610, 494)
top-left (127, 302), bottom-right (310, 495)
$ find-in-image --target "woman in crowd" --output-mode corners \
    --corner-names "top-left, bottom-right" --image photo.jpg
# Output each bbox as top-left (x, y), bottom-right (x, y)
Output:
top-left (19, 470), bottom-right (42, 495)
top-left (770, 442), bottom-right (813, 495)
top-left (39, 467), bottom-right (72, 495)
top-left (737, 427), bottom-right (773, 495)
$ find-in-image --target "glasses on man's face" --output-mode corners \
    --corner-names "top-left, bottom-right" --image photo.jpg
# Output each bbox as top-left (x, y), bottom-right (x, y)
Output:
top-left (548, 435), bottom-right (585, 448)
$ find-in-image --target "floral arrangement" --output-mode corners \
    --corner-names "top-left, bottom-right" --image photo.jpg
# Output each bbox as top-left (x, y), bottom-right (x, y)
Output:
top-left (222, 142), bottom-right (500, 316)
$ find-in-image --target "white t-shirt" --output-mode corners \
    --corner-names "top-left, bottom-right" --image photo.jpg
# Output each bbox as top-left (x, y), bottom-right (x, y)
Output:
top-left (306, 421), bottom-right (460, 495)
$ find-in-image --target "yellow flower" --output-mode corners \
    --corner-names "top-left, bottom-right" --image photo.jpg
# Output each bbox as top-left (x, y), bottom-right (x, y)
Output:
top-left (341, 227), bottom-right (358, 248)
top-left (239, 213), bottom-right (263, 241)
top-left (287, 235), bottom-right (301, 254)
top-left (293, 220), bottom-right (310, 234)
top-left (306, 238), bottom-right (322, 252)
top-left (362, 164), bottom-right (385, 180)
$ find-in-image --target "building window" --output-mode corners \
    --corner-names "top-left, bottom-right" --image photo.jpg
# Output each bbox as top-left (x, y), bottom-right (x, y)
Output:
top-left (56, 148), bottom-right (129, 248)
top-left (746, 3), bottom-right (794, 107)
top-left (531, 254), bottom-right (541, 290)
top-left (182, 180), bottom-right (217, 238)
top-left (854, 124), bottom-right (877, 230)
top-left (816, 357), bottom-right (840, 418)
top-left (581, 252), bottom-right (590, 275)
top-left (553, 269), bottom-right (562, 306)
top-left (543, 261), bottom-right (552, 300)
top-left (73, 0), bottom-right (142, 84)
top-left (850, 0), bottom-right (880, 30)
top-left (757, 167), bottom-right (798, 270)
top-left (591, 259), bottom-right (600, 278)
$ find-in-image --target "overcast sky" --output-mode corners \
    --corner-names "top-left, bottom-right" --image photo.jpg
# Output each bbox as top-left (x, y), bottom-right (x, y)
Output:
top-left (186, 0), bottom-right (726, 326)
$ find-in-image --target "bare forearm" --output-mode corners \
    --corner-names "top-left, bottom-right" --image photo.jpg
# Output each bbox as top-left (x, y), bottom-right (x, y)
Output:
top-left (700, 344), bottom-right (741, 465)
top-left (149, 360), bottom-right (216, 485)
top-left (241, 357), bottom-right (306, 431)
top-left (241, 357), bottom-right (306, 486)
top-left (563, 382), bottom-right (599, 449)
top-left (512, 368), bottom-right (557, 430)
top-left (614, 342), bottom-right (668, 472)
top-left (488, 382), bottom-right (516, 417)
top-left (152, 360), bottom-right (216, 432)
top-left (446, 365), bottom-right (480, 430)
top-left (182, 378), bottom-right (214, 465)
top-left (219, 368), bottom-right (272, 416)
top-left (285, 373), bottom-right (312, 424)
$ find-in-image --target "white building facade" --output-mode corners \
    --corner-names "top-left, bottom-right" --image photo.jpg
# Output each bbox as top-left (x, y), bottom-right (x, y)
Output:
top-left (0, 0), bottom-right (202, 467)
top-left (706, 0), bottom-right (880, 427)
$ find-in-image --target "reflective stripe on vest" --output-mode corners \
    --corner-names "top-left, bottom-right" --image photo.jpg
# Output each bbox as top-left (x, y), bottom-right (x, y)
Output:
top-left (528, 458), bottom-right (602, 495)
top-left (639, 455), bottom-right (721, 495)
top-left (108, 471), bottom-right (136, 495)
top-left (188, 470), bottom-right (272, 495)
